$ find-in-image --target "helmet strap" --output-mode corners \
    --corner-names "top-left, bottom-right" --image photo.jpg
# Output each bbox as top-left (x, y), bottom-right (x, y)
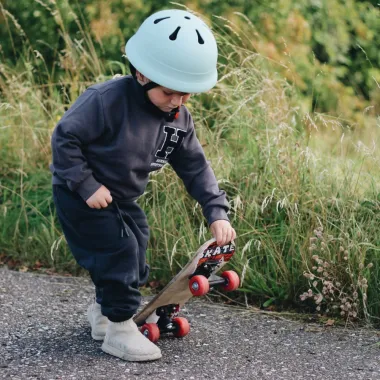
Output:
top-left (129, 62), bottom-right (180, 122)
top-left (142, 81), bottom-right (160, 92)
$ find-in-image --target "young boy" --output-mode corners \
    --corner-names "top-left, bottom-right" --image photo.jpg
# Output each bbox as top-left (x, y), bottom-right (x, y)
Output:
top-left (50, 9), bottom-right (236, 362)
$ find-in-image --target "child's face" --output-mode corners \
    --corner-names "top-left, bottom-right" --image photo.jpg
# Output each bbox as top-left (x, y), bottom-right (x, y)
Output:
top-left (147, 86), bottom-right (191, 112)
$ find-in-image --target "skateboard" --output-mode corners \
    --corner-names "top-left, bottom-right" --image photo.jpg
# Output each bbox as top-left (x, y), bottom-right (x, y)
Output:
top-left (134, 238), bottom-right (239, 342)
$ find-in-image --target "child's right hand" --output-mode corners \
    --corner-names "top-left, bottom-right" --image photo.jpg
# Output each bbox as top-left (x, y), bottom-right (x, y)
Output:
top-left (86, 185), bottom-right (113, 209)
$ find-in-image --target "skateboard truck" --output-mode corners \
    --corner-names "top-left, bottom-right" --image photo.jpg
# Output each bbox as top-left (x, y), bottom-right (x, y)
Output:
top-left (141, 305), bottom-right (190, 342)
top-left (156, 305), bottom-right (179, 331)
top-left (188, 261), bottom-right (240, 296)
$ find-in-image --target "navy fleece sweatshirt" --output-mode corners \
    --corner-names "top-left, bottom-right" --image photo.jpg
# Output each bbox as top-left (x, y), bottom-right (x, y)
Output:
top-left (50, 75), bottom-right (229, 225)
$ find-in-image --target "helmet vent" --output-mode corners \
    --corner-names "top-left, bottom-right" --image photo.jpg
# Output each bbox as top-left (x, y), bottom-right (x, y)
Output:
top-left (185, 16), bottom-right (190, 19)
top-left (154, 16), bottom-right (170, 24)
top-left (196, 30), bottom-right (204, 44)
top-left (169, 26), bottom-right (181, 41)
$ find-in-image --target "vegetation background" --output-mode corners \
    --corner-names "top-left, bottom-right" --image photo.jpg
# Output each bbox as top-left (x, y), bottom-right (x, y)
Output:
top-left (0, 0), bottom-right (379, 325)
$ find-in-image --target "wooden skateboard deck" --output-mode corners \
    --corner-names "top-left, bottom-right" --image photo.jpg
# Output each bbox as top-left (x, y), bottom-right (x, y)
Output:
top-left (134, 238), bottom-right (237, 338)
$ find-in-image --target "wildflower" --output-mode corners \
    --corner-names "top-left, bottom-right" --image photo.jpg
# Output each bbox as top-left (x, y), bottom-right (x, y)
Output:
top-left (367, 263), bottom-right (373, 269)
top-left (315, 294), bottom-right (323, 304)
top-left (303, 272), bottom-right (314, 280)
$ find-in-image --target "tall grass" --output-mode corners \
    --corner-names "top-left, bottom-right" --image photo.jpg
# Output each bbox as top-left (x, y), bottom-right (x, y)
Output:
top-left (0, 2), bottom-right (379, 324)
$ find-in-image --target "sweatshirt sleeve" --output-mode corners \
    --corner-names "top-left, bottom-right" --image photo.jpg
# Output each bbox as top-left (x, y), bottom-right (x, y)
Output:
top-left (50, 89), bottom-right (105, 201)
top-left (169, 117), bottom-right (230, 226)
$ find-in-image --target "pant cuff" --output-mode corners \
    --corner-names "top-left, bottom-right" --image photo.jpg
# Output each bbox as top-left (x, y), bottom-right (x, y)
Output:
top-left (107, 314), bottom-right (134, 323)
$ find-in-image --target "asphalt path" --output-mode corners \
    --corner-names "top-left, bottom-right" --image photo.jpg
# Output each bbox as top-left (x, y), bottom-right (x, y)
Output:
top-left (0, 267), bottom-right (379, 380)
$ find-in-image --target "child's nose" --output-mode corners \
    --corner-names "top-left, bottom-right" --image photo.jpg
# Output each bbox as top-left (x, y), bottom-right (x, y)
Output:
top-left (171, 94), bottom-right (183, 107)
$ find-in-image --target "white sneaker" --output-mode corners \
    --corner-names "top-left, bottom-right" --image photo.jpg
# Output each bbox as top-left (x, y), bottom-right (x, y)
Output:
top-left (87, 301), bottom-right (108, 341)
top-left (101, 318), bottom-right (162, 362)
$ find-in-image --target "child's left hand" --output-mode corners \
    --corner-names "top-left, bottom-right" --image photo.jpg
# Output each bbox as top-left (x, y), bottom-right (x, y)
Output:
top-left (210, 220), bottom-right (236, 246)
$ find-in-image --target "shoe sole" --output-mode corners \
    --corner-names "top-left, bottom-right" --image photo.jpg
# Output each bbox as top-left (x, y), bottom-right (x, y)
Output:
top-left (101, 342), bottom-right (162, 362)
top-left (91, 331), bottom-right (106, 341)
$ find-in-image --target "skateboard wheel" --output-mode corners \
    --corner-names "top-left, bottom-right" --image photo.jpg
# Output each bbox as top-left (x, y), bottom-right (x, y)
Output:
top-left (189, 275), bottom-right (210, 296)
top-left (173, 317), bottom-right (190, 338)
top-left (140, 323), bottom-right (160, 343)
top-left (221, 271), bottom-right (240, 291)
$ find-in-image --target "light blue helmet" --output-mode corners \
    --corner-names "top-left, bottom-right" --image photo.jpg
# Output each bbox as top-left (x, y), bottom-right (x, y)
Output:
top-left (125, 9), bottom-right (218, 93)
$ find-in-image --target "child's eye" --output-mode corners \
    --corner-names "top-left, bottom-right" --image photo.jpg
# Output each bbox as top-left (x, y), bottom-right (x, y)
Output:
top-left (164, 91), bottom-right (173, 96)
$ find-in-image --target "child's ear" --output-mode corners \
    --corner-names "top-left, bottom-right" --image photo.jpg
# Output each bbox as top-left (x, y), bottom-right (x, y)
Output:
top-left (136, 70), bottom-right (150, 85)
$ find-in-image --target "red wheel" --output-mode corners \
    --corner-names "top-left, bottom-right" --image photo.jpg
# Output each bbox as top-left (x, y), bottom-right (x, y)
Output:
top-left (173, 317), bottom-right (190, 338)
top-left (140, 323), bottom-right (160, 343)
top-left (189, 275), bottom-right (209, 296)
top-left (221, 271), bottom-right (240, 291)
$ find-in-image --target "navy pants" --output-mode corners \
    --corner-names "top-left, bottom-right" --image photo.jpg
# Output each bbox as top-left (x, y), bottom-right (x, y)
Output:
top-left (52, 185), bottom-right (150, 321)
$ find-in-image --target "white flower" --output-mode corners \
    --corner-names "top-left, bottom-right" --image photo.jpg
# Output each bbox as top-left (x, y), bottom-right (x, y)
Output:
top-left (315, 294), bottom-right (323, 304)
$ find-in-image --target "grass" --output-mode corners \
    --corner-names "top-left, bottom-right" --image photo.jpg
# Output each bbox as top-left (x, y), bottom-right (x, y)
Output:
top-left (0, 2), bottom-right (379, 326)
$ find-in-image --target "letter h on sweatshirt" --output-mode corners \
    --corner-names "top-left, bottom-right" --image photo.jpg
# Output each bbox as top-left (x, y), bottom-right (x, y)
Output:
top-left (155, 126), bottom-right (186, 159)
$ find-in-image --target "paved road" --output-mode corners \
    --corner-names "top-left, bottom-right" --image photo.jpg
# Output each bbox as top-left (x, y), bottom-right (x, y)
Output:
top-left (0, 267), bottom-right (379, 380)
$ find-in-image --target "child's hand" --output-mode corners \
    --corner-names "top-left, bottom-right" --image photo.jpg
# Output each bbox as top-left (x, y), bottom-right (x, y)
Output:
top-left (210, 220), bottom-right (236, 246)
top-left (86, 185), bottom-right (113, 209)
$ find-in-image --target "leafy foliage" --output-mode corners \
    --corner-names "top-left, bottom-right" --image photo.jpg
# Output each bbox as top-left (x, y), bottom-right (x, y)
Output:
top-left (0, 1), bottom-right (379, 324)
top-left (0, 0), bottom-right (379, 122)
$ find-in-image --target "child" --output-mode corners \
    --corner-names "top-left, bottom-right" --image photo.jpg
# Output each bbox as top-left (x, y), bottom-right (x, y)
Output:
top-left (50, 9), bottom-right (236, 362)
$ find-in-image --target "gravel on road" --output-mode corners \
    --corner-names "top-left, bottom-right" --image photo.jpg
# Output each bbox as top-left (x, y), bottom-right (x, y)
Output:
top-left (0, 267), bottom-right (379, 380)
